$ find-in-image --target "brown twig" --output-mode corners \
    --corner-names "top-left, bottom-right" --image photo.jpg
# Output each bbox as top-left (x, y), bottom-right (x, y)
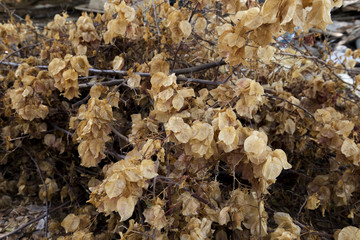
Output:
top-left (73, 93), bottom-right (90, 107)
top-left (0, 2), bottom-right (26, 23)
top-left (263, 94), bottom-right (315, 120)
top-left (0, 40), bottom-right (52, 65)
top-left (1, 60), bottom-right (226, 76)
top-left (297, 197), bottom-right (308, 219)
top-left (157, 176), bottom-right (217, 210)
top-left (153, 157), bottom-right (160, 199)
top-left (171, 42), bottom-right (183, 73)
top-left (173, 60), bottom-right (226, 74)
top-left (0, 200), bottom-right (71, 240)
top-left (276, 52), bottom-right (360, 91)
top-left (77, 76), bottom-right (220, 88)
top-left (78, 79), bottom-right (125, 88)
top-left (20, 147), bottom-right (49, 238)
top-left (188, 2), bottom-right (199, 22)
top-left (105, 150), bottom-right (125, 160)
top-left (152, 0), bottom-right (161, 36)
top-left (0, 61), bottom-right (224, 86)
top-left (49, 122), bottom-right (74, 137)
top-left (110, 125), bottom-right (129, 143)
top-left (293, 220), bottom-right (333, 239)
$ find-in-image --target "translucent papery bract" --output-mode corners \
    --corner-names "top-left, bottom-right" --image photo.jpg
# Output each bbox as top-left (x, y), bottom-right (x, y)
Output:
top-left (88, 149), bottom-right (157, 221)
top-left (8, 64), bottom-right (53, 121)
top-left (49, 55), bottom-right (90, 100)
top-left (71, 85), bottom-right (118, 167)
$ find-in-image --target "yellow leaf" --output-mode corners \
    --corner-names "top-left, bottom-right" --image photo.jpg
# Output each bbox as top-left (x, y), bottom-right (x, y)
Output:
top-left (257, 46), bottom-right (276, 64)
top-left (127, 73), bottom-right (141, 88)
top-left (306, 194), bottom-right (320, 210)
top-left (165, 116), bottom-right (185, 132)
top-left (157, 88), bottom-right (174, 101)
top-left (61, 214), bottom-right (80, 233)
top-left (272, 149), bottom-right (291, 170)
top-left (244, 132), bottom-right (268, 161)
top-left (48, 58), bottom-right (66, 76)
top-left (172, 94), bottom-right (184, 111)
top-left (337, 226), bottom-right (360, 240)
top-left (261, 0), bottom-right (281, 24)
top-left (180, 192), bottom-right (200, 216)
top-left (284, 118), bottom-right (296, 135)
top-left (341, 138), bottom-right (359, 159)
top-left (140, 159), bottom-right (158, 179)
top-left (262, 155), bottom-right (282, 181)
top-left (143, 205), bottom-right (167, 230)
top-left (305, 0), bottom-right (333, 31)
top-left (105, 175), bottom-right (126, 198)
top-left (191, 122), bottom-right (212, 141)
top-left (113, 56), bottom-right (125, 71)
top-left (194, 17), bottom-right (207, 34)
top-left (70, 55), bottom-right (90, 76)
top-left (218, 126), bottom-right (236, 145)
top-left (179, 20), bottom-right (192, 38)
top-left (175, 126), bottom-right (192, 143)
top-left (218, 207), bottom-right (230, 225)
top-left (232, 8), bottom-right (262, 30)
top-left (117, 196), bottom-right (137, 221)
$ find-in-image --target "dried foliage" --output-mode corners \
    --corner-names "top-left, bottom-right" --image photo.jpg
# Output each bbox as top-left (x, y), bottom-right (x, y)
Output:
top-left (1, 0), bottom-right (360, 239)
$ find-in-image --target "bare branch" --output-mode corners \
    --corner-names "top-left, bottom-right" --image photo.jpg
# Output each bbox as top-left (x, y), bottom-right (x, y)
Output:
top-left (1, 60), bottom-right (226, 79)
top-left (173, 60), bottom-right (226, 75)
top-left (78, 79), bottom-right (125, 88)
top-left (21, 147), bottom-right (49, 238)
top-left (110, 125), bottom-right (130, 143)
top-left (0, 201), bottom-right (70, 240)
top-left (263, 93), bottom-right (315, 120)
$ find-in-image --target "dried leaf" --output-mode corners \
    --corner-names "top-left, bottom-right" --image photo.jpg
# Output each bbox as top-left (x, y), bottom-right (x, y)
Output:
top-left (61, 214), bottom-right (80, 233)
top-left (179, 20), bottom-right (192, 38)
top-left (117, 196), bottom-right (137, 221)
top-left (113, 56), bottom-right (125, 71)
top-left (105, 175), bottom-right (126, 198)
top-left (336, 226), bottom-right (360, 240)
top-left (140, 159), bottom-right (158, 179)
top-left (144, 205), bottom-right (167, 230)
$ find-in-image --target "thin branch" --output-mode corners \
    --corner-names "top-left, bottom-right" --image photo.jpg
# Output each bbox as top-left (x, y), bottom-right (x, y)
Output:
top-left (21, 147), bottom-right (49, 238)
top-left (297, 197), bottom-right (308, 219)
top-left (171, 42), bottom-right (183, 73)
top-left (263, 94), bottom-right (315, 120)
top-left (80, 76), bottom-right (221, 88)
top-left (0, 61), bottom-right (224, 87)
top-left (293, 220), bottom-right (333, 239)
top-left (73, 93), bottom-right (90, 107)
top-left (153, 157), bottom-right (160, 199)
top-left (0, 40), bottom-right (53, 65)
top-left (49, 122), bottom-right (74, 137)
top-left (169, 2), bottom-right (199, 73)
top-left (0, 61), bottom-right (48, 70)
top-left (173, 60), bottom-right (226, 74)
top-left (110, 125), bottom-right (129, 143)
top-left (337, 94), bottom-right (360, 109)
top-left (0, 200), bottom-right (71, 240)
top-left (188, 2), bottom-right (199, 22)
top-left (0, 2), bottom-right (26, 23)
top-left (157, 176), bottom-right (217, 210)
top-left (258, 200), bottom-right (262, 240)
top-left (192, 32), bottom-right (216, 46)
top-left (176, 76), bottom-right (221, 85)
top-left (78, 79), bottom-right (125, 88)
top-left (105, 150), bottom-right (125, 160)
top-left (152, 0), bottom-right (161, 36)
top-left (0, 60), bottom-right (226, 77)
top-left (276, 52), bottom-right (360, 90)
